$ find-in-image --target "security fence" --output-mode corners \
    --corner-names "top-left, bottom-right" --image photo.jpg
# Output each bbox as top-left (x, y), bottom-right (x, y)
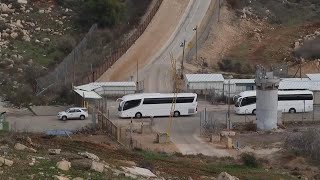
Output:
top-left (199, 105), bottom-right (320, 137)
top-left (36, 24), bottom-right (98, 94)
top-left (36, 0), bottom-right (163, 94)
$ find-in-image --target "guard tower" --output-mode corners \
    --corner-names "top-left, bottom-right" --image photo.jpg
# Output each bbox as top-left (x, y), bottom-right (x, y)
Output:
top-left (255, 66), bottom-right (280, 130)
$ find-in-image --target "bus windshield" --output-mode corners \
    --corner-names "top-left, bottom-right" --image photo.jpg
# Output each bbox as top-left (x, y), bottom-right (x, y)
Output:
top-left (234, 98), bottom-right (242, 107)
top-left (118, 101), bottom-right (124, 111)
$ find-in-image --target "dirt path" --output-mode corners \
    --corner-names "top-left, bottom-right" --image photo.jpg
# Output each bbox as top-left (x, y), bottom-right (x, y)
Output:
top-left (97, 0), bottom-right (189, 82)
top-left (153, 116), bottom-right (231, 157)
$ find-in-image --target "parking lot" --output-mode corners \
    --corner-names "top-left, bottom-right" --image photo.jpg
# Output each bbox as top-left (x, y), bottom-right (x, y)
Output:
top-left (106, 99), bottom-right (320, 155)
top-left (5, 106), bottom-right (93, 133)
top-left (4, 99), bottom-right (320, 135)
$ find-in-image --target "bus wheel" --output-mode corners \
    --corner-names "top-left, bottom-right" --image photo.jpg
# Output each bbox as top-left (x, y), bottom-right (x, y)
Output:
top-left (252, 109), bottom-right (256, 115)
top-left (289, 108), bottom-right (296, 113)
top-left (135, 112), bottom-right (142, 119)
top-left (173, 111), bottom-right (180, 117)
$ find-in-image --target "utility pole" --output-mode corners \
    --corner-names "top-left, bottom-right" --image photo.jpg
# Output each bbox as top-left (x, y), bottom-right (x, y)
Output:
top-left (227, 75), bottom-right (233, 129)
top-left (180, 40), bottom-right (186, 79)
top-left (136, 59), bottom-right (139, 91)
top-left (218, 0), bottom-right (221, 22)
top-left (300, 59), bottom-right (302, 80)
top-left (73, 50), bottom-right (75, 85)
top-left (193, 26), bottom-right (198, 63)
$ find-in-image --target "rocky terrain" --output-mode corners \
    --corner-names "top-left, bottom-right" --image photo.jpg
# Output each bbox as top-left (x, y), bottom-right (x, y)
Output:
top-left (0, 0), bottom-right (83, 106)
top-left (189, 0), bottom-right (320, 77)
top-left (0, 132), bottom-right (306, 180)
top-left (0, 0), bottom-right (151, 106)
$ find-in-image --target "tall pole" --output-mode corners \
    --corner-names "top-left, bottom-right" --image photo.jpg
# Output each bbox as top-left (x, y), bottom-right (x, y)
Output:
top-left (136, 59), bottom-right (139, 91)
top-left (218, 0), bottom-right (221, 22)
top-left (193, 26), bottom-right (198, 64)
top-left (195, 26), bottom-right (198, 63)
top-left (228, 79), bottom-right (231, 129)
top-left (180, 40), bottom-right (186, 78)
top-left (300, 60), bottom-right (302, 80)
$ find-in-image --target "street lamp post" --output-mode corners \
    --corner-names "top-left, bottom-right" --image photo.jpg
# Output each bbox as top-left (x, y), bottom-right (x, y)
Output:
top-left (227, 75), bottom-right (233, 129)
top-left (193, 26), bottom-right (198, 63)
top-left (180, 40), bottom-right (186, 79)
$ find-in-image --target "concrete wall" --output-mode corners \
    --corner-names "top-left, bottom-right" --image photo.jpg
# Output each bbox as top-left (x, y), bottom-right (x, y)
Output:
top-left (95, 86), bottom-right (136, 96)
top-left (314, 91), bottom-right (320, 105)
top-left (187, 82), bottom-right (224, 91)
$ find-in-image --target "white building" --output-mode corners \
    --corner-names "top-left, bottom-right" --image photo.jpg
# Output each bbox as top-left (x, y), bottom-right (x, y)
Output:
top-left (185, 74), bottom-right (224, 94)
top-left (224, 79), bottom-right (255, 97)
top-left (75, 82), bottom-right (136, 97)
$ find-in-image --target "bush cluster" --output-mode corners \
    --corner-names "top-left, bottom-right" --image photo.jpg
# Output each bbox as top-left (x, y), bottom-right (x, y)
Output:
top-left (218, 59), bottom-right (254, 74)
top-left (77, 0), bottom-right (126, 28)
top-left (241, 153), bottom-right (260, 168)
top-left (285, 129), bottom-right (320, 161)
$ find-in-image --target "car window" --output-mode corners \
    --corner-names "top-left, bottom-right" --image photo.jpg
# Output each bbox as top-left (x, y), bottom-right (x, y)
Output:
top-left (76, 109), bottom-right (81, 112)
top-left (69, 109), bottom-right (75, 113)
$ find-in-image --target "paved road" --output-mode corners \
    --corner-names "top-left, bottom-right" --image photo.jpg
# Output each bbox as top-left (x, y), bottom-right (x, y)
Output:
top-left (6, 115), bottom-right (93, 133)
top-left (97, 0), bottom-right (213, 93)
top-left (107, 100), bottom-right (320, 156)
top-left (139, 0), bottom-right (212, 92)
top-left (97, 0), bottom-right (190, 82)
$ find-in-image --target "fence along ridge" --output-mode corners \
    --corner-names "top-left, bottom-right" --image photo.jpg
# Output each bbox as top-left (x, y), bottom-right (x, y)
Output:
top-left (36, 0), bottom-right (163, 93)
top-left (36, 24), bottom-right (98, 93)
top-left (77, 0), bottom-right (164, 86)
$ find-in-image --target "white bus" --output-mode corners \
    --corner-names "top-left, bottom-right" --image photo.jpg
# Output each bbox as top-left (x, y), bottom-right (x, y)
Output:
top-left (234, 90), bottom-right (313, 115)
top-left (117, 93), bottom-right (197, 118)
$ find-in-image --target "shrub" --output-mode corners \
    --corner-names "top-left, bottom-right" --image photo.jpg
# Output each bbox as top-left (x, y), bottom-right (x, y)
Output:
top-left (0, 21), bottom-right (8, 32)
top-left (77, 0), bottom-right (126, 28)
top-left (57, 35), bottom-right (77, 54)
top-left (218, 59), bottom-right (254, 74)
top-left (241, 153), bottom-right (260, 168)
top-left (226, 0), bottom-right (242, 9)
top-left (285, 129), bottom-right (320, 162)
top-left (294, 38), bottom-right (320, 60)
top-left (244, 121), bottom-right (257, 131)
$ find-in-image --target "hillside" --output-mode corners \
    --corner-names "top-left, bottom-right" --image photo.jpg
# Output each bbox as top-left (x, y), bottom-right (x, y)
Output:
top-left (0, 0), bottom-right (151, 106)
top-left (0, 132), bottom-right (303, 179)
top-left (187, 0), bottom-right (320, 77)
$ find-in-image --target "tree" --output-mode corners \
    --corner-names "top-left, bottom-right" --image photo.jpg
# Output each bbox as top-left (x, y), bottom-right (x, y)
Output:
top-left (78, 0), bottom-right (126, 28)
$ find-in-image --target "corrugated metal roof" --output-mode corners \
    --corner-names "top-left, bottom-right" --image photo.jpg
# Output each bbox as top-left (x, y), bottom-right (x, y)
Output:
top-left (279, 80), bottom-right (312, 90)
top-left (185, 74), bottom-right (224, 82)
top-left (225, 79), bottom-right (255, 84)
top-left (74, 89), bottom-right (102, 99)
top-left (92, 82), bottom-right (136, 87)
top-left (75, 82), bottom-right (136, 91)
top-left (281, 78), bottom-right (310, 81)
top-left (306, 74), bottom-right (320, 81)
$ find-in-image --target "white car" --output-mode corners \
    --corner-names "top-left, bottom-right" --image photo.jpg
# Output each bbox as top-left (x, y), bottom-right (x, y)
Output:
top-left (57, 107), bottom-right (88, 121)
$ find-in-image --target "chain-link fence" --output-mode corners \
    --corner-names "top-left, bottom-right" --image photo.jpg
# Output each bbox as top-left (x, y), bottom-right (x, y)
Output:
top-left (36, 0), bottom-right (163, 95)
top-left (199, 109), bottom-right (225, 137)
top-left (36, 24), bottom-right (98, 94)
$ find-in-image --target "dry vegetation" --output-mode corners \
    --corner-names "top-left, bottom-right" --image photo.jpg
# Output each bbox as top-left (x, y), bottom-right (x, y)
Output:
top-left (191, 0), bottom-right (320, 77)
top-left (0, 0), bottom-right (151, 106)
top-left (0, 131), bottom-right (305, 179)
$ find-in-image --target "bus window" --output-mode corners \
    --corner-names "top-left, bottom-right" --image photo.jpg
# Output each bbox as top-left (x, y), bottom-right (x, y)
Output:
top-left (240, 96), bottom-right (256, 106)
top-left (123, 99), bottom-right (142, 111)
top-left (176, 97), bottom-right (195, 103)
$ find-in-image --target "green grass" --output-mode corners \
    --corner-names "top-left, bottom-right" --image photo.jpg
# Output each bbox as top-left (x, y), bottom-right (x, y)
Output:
top-left (202, 164), bottom-right (296, 180)
top-left (12, 36), bottom-right (66, 67)
top-left (138, 150), bottom-right (169, 161)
